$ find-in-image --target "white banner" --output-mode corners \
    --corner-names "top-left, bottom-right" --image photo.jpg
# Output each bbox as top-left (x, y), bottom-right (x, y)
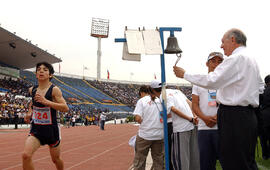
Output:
top-left (143, 30), bottom-right (163, 55)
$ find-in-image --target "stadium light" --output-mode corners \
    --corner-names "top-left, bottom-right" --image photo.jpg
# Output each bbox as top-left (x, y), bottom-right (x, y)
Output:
top-left (91, 18), bottom-right (109, 80)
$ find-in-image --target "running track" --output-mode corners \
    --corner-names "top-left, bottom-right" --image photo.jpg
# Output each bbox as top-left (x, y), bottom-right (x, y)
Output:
top-left (0, 124), bottom-right (138, 170)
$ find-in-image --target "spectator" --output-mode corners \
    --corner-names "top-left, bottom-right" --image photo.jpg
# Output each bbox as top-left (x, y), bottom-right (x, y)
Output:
top-left (133, 85), bottom-right (164, 170)
top-left (150, 80), bottom-right (200, 170)
top-left (259, 75), bottom-right (270, 160)
top-left (100, 112), bottom-right (106, 130)
top-left (192, 52), bottom-right (223, 170)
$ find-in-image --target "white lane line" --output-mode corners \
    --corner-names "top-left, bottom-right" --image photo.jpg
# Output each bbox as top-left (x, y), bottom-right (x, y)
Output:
top-left (66, 142), bottom-right (126, 170)
top-left (2, 133), bottom-right (132, 170)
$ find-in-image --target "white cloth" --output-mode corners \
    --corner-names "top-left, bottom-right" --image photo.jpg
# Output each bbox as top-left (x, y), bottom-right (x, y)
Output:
top-left (163, 89), bottom-right (194, 133)
top-left (128, 135), bottom-right (137, 148)
top-left (142, 30), bottom-right (163, 55)
top-left (133, 95), bottom-right (163, 140)
top-left (192, 85), bottom-right (218, 130)
top-left (184, 46), bottom-right (264, 107)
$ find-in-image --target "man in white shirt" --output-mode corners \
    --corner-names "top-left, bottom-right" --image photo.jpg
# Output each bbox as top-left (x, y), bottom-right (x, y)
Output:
top-left (133, 85), bottom-right (164, 170)
top-left (173, 28), bottom-right (264, 170)
top-left (192, 52), bottom-right (223, 170)
top-left (150, 80), bottom-right (200, 170)
top-left (100, 112), bottom-right (106, 130)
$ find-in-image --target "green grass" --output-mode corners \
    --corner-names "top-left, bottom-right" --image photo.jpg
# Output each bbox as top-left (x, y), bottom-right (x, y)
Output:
top-left (215, 138), bottom-right (270, 170)
top-left (216, 161), bottom-right (222, 170)
top-left (255, 138), bottom-right (270, 170)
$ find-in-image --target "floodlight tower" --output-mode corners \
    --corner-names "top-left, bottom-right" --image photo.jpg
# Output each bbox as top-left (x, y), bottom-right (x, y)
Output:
top-left (91, 18), bottom-right (109, 80)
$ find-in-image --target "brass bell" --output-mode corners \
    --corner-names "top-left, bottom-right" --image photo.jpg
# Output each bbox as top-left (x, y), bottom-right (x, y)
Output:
top-left (164, 35), bottom-right (182, 54)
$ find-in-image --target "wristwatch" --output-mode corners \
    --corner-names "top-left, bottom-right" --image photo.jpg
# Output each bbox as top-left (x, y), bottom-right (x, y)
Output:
top-left (189, 117), bottom-right (194, 123)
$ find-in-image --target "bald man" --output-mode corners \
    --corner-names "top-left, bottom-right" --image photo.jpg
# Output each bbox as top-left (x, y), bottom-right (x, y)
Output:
top-left (173, 28), bottom-right (264, 170)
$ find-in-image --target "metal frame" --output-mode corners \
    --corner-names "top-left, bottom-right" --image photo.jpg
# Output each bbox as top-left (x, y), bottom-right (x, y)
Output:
top-left (159, 27), bottom-right (182, 170)
top-left (115, 27), bottom-right (182, 170)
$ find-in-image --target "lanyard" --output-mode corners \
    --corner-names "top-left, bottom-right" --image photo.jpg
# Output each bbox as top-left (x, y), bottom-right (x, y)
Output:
top-left (153, 99), bottom-right (163, 123)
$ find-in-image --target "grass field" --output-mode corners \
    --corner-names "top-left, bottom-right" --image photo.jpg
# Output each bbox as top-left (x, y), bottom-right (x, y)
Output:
top-left (216, 138), bottom-right (270, 170)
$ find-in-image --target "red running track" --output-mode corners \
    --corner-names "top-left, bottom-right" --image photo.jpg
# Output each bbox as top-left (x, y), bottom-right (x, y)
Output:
top-left (0, 124), bottom-right (138, 170)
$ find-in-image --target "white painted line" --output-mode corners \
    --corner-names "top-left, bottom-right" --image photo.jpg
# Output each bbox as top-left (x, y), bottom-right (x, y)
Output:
top-left (66, 142), bottom-right (126, 169)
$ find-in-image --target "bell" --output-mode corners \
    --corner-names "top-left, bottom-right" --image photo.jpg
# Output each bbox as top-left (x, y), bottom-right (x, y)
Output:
top-left (164, 36), bottom-right (182, 54)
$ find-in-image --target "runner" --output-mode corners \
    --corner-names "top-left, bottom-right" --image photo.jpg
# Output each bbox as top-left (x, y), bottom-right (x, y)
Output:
top-left (22, 62), bottom-right (69, 170)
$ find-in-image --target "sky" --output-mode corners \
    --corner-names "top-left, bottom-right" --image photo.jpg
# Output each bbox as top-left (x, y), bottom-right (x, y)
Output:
top-left (0, 0), bottom-right (270, 84)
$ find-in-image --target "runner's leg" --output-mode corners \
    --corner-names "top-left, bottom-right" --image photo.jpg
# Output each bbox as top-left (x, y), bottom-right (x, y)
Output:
top-left (49, 144), bottom-right (64, 170)
top-left (22, 136), bottom-right (41, 170)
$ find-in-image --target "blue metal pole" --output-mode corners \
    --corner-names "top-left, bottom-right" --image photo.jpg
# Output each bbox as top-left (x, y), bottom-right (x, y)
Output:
top-left (159, 28), bottom-right (170, 170)
top-left (115, 28), bottom-right (181, 169)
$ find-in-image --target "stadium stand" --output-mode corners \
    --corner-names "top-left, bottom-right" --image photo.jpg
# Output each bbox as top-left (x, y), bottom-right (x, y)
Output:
top-left (1, 70), bottom-right (192, 126)
top-left (0, 26), bottom-right (192, 125)
top-left (20, 70), bottom-right (134, 112)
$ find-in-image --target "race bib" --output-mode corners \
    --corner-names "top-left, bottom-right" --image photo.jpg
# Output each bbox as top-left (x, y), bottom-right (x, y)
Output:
top-left (208, 90), bottom-right (217, 107)
top-left (32, 106), bottom-right (52, 125)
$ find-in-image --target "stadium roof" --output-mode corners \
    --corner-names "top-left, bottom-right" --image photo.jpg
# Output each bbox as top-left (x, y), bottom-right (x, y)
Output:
top-left (0, 26), bottom-right (61, 70)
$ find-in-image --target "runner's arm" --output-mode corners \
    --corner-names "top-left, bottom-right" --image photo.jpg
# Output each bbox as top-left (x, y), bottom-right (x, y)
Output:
top-left (24, 87), bottom-right (33, 123)
top-left (34, 86), bottom-right (69, 112)
top-left (51, 86), bottom-right (69, 112)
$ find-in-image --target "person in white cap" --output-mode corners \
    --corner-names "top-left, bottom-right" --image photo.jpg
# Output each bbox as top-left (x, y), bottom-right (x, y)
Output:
top-left (133, 85), bottom-right (164, 170)
top-left (150, 80), bottom-right (200, 170)
top-left (192, 52), bottom-right (223, 170)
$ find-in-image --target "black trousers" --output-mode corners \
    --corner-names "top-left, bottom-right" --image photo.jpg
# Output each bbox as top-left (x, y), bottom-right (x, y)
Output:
top-left (217, 104), bottom-right (258, 170)
top-left (259, 126), bottom-right (270, 158)
top-left (198, 130), bottom-right (219, 170)
top-left (167, 122), bottom-right (173, 170)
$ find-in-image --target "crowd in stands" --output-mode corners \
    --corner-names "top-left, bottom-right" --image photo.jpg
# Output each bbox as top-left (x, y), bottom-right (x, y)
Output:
top-left (0, 91), bottom-right (30, 125)
top-left (87, 80), bottom-right (193, 109)
top-left (0, 74), bottom-right (192, 126)
top-left (88, 80), bottom-right (141, 108)
top-left (0, 77), bottom-right (32, 96)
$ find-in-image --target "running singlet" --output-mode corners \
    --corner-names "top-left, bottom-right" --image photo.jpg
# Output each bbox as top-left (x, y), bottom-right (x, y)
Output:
top-left (29, 84), bottom-right (60, 147)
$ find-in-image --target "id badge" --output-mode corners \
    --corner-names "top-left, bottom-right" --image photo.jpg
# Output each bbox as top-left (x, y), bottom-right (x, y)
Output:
top-left (159, 111), bottom-right (163, 123)
top-left (208, 90), bottom-right (217, 107)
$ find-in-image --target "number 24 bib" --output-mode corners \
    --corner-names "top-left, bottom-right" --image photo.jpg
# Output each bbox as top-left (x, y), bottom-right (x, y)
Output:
top-left (32, 106), bottom-right (52, 125)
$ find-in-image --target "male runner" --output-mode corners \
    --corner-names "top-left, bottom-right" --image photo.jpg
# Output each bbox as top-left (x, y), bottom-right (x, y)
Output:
top-left (22, 62), bottom-right (69, 170)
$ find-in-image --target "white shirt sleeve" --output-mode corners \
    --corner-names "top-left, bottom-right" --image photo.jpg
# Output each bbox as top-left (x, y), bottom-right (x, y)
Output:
top-left (166, 93), bottom-right (175, 114)
top-left (184, 56), bottom-right (239, 90)
top-left (192, 85), bottom-right (199, 96)
top-left (133, 99), bottom-right (143, 117)
top-left (258, 70), bottom-right (265, 94)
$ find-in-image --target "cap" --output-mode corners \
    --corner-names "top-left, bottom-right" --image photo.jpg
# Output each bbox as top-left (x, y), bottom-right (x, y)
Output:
top-left (207, 52), bottom-right (224, 61)
top-left (150, 80), bottom-right (162, 89)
